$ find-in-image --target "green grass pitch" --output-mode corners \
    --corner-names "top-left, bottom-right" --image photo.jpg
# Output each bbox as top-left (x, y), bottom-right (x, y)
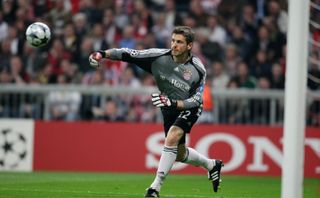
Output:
top-left (0, 172), bottom-right (319, 198)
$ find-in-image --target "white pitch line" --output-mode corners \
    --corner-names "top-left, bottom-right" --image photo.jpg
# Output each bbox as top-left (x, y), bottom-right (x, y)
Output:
top-left (0, 187), bottom-right (248, 198)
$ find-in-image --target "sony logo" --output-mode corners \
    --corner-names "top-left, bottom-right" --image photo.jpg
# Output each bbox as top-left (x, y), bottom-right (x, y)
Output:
top-left (145, 132), bottom-right (320, 174)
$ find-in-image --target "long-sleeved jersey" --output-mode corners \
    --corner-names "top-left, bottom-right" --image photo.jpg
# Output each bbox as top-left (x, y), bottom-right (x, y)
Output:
top-left (108, 48), bottom-right (206, 110)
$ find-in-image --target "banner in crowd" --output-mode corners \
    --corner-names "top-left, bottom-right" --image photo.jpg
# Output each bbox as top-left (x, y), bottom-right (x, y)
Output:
top-left (31, 121), bottom-right (319, 178)
top-left (0, 119), bottom-right (34, 171)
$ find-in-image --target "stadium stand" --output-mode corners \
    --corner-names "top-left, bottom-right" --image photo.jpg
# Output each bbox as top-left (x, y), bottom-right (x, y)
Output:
top-left (0, 0), bottom-right (319, 126)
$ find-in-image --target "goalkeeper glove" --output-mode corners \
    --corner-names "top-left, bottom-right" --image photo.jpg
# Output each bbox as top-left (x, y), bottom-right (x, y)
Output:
top-left (88, 50), bottom-right (106, 68)
top-left (151, 93), bottom-right (177, 108)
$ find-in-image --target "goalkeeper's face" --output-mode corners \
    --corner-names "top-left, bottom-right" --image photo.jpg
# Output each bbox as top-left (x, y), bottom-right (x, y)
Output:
top-left (171, 33), bottom-right (192, 58)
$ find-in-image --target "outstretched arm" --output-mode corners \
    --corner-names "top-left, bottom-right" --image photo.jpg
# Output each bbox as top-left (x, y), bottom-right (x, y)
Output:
top-left (89, 48), bottom-right (170, 73)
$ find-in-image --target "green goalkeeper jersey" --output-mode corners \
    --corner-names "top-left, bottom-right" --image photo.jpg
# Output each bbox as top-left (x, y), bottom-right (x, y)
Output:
top-left (108, 48), bottom-right (206, 110)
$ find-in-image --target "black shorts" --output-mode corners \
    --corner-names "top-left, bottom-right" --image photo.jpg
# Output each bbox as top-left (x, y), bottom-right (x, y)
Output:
top-left (161, 106), bottom-right (202, 144)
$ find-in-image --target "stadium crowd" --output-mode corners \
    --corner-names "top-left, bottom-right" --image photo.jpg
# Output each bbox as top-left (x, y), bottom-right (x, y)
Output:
top-left (0, 0), bottom-right (319, 125)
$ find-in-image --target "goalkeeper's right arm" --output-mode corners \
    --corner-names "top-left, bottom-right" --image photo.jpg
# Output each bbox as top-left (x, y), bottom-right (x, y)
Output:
top-left (89, 48), bottom-right (169, 73)
top-left (89, 49), bottom-right (127, 67)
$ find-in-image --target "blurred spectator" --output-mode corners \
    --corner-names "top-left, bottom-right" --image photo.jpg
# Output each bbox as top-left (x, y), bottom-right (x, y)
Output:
top-left (117, 66), bottom-right (141, 118)
top-left (62, 23), bottom-right (80, 60)
top-left (80, 69), bottom-right (104, 119)
top-left (182, 14), bottom-right (197, 29)
top-left (250, 49), bottom-right (272, 79)
top-left (228, 25), bottom-right (252, 62)
top-left (191, 41), bottom-right (208, 67)
top-left (72, 12), bottom-right (89, 39)
top-left (113, 0), bottom-right (130, 29)
top-left (0, 68), bottom-right (12, 84)
top-left (48, 74), bottom-right (81, 120)
top-left (0, 11), bottom-right (9, 42)
top-left (211, 61), bottom-right (230, 90)
top-left (196, 28), bottom-right (223, 63)
top-left (189, 0), bottom-right (208, 27)
top-left (1, 56), bottom-right (30, 118)
top-left (47, 38), bottom-right (72, 75)
top-left (101, 59), bottom-right (127, 86)
top-left (102, 8), bottom-right (121, 46)
top-left (37, 63), bottom-right (56, 84)
top-left (15, 0), bottom-right (34, 25)
top-left (60, 59), bottom-right (82, 84)
top-left (278, 44), bottom-right (287, 71)
top-left (9, 55), bottom-right (29, 84)
top-left (2, 0), bottom-right (17, 25)
top-left (207, 15), bottom-right (227, 46)
top-left (7, 25), bottom-right (24, 55)
top-left (162, 0), bottom-right (182, 29)
top-left (76, 37), bottom-right (94, 73)
top-left (0, 40), bottom-right (12, 70)
top-left (251, 25), bottom-right (274, 60)
top-left (119, 25), bottom-right (136, 49)
top-left (262, 16), bottom-right (286, 61)
top-left (239, 4), bottom-right (258, 42)
top-left (132, 0), bottom-right (153, 36)
top-left (246, 0), bottom-right (266, 22)
top-left (152, 12), bottom-right (172, 48)
top-left (78, 0), bottom-right (102, 25)
top-left (200, 0), bottom-right (221, 16)
top-left (224, 44), bottom-right (241, 77)
top-left (91, 23), bottom-right (109, 51)
top-left (270, 62), bottom-right (285, 89)
top-left (143, 33), bottom-right (158, 49)
top-left (92, 99), bottom-right (124, 121)
top-left (22, 41), bottom-right (46, 75)
top-left (119, 66), bottom-right (141, 88)
top-left (223, 78), bottom-right (250, 123)
top-left (267, 0), bottom-right (287, 34)
top-left (32, 0), bottom-right (51, 18)
top-left (133, 73), bottom-right (157, 122)
top-left (250, 77), bottom-right (271, 124)
top-left (47, 0), bottom-right (71, 36)
top-left (233, 62), bottom-right (256, 89)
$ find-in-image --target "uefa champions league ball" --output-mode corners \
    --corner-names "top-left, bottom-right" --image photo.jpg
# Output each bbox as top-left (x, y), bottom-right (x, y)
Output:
top-left (25, 22), bottom-right (51, 47)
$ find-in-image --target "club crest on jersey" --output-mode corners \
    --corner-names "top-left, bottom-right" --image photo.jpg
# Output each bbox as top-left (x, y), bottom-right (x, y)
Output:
top-left (183, 69), bottom-right (192, 80)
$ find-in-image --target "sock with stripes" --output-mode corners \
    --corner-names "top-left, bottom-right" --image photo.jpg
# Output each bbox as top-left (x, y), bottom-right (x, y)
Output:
top-left (182, 147), bottom-right (215, 171)
top-left (150, 145), bottom-right (178, 192)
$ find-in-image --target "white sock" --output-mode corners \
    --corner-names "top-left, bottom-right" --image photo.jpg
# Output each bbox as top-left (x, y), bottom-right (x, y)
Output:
top-left (182, 147), bottom-right (215, 171)
top-left (150, 145), bottom-right (178, 192)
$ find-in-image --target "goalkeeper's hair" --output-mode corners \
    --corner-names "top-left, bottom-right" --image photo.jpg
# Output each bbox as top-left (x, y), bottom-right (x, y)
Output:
top-left (172, 26), bottom-right (195, 44)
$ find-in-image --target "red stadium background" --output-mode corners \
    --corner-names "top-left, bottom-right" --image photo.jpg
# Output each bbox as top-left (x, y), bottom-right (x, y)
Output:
top-left (33, 122), bottom-right (320, 178)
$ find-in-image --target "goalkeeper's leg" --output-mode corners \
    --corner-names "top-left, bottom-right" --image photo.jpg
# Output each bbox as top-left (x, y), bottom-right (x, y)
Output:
top-left (177, 145), bottom-right (223, 192)
top-left (178, 145), bottom-right (214, 170)
top-left (145, 126), bottom-right (183, 197)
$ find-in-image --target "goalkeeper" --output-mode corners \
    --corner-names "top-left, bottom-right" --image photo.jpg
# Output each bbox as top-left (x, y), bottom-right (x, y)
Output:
top-left (89, 26), bottom-right (223, 198)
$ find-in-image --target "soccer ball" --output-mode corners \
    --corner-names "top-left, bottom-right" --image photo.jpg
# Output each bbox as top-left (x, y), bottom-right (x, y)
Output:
top-left (25, 22), bottom-right (51, 47)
